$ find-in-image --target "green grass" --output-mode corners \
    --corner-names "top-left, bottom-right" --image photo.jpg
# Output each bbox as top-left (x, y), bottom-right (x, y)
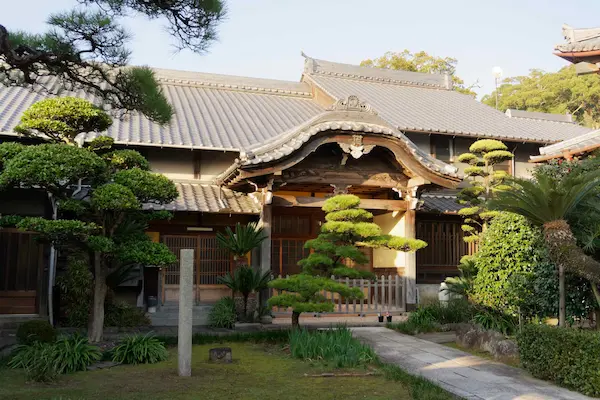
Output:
top-left (0, 342), bottom-right (456, 400)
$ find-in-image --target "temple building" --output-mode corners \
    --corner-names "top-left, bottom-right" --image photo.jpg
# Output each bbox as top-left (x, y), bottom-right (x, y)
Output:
top-left (0, 55), bottom-right (592, 317)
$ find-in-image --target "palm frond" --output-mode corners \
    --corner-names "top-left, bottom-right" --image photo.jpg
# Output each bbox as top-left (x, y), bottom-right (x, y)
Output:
top-left (216, 222), bottom-right (267, 258)
top-left (488, 170), bottom-right (600, 226)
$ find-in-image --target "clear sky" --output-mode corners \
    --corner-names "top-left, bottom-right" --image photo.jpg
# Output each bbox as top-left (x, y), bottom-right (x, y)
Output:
top-left (4, 0), bottom-right (600, 96)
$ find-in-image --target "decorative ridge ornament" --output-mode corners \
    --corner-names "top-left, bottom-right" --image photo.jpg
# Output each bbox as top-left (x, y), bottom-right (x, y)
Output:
top-left (338, 134), bottom-right (376, 159)
top-left (328, 95), bottom-right (378, 115)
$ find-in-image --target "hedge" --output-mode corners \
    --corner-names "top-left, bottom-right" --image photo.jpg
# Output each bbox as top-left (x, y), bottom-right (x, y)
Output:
top-left (517, 324), bottom-right (600, 396)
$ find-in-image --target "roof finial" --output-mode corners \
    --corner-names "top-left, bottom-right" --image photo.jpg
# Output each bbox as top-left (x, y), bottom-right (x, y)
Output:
top-left (300, 50), bottom-right (309, 58)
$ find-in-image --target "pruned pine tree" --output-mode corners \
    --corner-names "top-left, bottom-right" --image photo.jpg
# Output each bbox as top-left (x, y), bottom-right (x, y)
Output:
top-left (457, 139), bottom-right (513, 243)
top-left (0, 0), bottom-right (226, 124)
top-left (268, 195), bottom-right (427, 327)
top-left (0, 97), bottom-right (178, 342)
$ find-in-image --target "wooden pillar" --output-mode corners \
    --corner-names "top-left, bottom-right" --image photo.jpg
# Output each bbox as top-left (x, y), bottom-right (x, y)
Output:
top-left (259, 204), bottom-right (272, 275)
top-left (404, 209), bottom-right (417, 310)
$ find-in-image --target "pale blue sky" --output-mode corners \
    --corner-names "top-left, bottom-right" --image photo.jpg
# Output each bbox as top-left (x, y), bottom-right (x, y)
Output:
top-left (4, 0), bottom-right (600, 96)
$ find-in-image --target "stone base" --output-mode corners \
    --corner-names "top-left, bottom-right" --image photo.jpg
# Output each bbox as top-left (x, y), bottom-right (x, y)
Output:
top-left (209, 347), bottom-right (232, 363)
top-left (455, 324), bottom-right (519, 362)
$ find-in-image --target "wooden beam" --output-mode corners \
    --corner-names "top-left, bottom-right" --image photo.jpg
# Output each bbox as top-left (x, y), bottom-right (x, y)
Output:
top-left (272, 195), bottom-right (408, 211)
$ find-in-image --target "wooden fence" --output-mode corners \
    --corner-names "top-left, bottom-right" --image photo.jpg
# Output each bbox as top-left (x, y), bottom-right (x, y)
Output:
top-left (270, 274), bottom-right (405, 314)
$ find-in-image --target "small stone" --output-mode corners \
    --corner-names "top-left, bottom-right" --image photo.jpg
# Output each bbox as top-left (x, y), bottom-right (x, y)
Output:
top-left (209, 347), bottom-right (232, 363)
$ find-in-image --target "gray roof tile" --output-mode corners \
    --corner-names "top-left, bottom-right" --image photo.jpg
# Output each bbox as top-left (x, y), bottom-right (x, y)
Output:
top-left (532, 128), bottom-right (600, 161)
top-left (556, 24), bottom-right (600, 53)
top-left (0, 74), bottom-right (324, 151)
top-left (144, 182), bottom-right (259, 214)
top-left (305, 73), bottom-right (590, 143)
top-left (419, 193), bottom-right (462, 214)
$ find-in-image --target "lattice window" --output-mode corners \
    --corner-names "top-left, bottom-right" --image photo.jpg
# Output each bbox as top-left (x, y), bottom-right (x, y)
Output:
top-left (273, 215), bottom-right (311, 236)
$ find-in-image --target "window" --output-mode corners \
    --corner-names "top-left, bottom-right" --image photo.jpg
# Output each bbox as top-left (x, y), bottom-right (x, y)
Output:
top-left (431, 136), bottom-right (454, 162)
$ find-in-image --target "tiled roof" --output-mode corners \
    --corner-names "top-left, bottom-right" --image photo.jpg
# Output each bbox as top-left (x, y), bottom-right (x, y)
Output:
top-left (304, 72), bottom-right (591, 143)
top-left (0, 72), bottom-right (323, 151)
top-left (0, 58), bottom-right (591, 151)
top-left (144, 182), bottom-right (259, 214)
top-left (236, 113), bottom-right (459, 179)
top-left (418, 193), bottom-right (462, 214)
top-left (304, 55), bottom-right (451, 89)
top-left (555, 24), bottom-right (600, 53)
top-left (531, 129), bottom-right (600, 162)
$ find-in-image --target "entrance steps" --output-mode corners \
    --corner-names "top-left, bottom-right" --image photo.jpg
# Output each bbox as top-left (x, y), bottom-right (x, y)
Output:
top-left (149, 302), bottom-right (213, 326)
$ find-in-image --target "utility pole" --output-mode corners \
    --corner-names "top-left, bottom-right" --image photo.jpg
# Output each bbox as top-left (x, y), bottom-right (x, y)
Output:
top-left (492, 67), bottom-right (503, 110)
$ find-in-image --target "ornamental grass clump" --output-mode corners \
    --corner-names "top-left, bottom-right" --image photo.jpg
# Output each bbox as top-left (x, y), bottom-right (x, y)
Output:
top-left (9, 334), bottom-right (101, 382)
top-left (288, 327), bottom-right (375, 368)
top-left (111, 333), bottom-right (168, 365)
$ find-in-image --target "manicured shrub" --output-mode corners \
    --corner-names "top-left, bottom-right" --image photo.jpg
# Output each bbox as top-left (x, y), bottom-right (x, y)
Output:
top-left (288, 327), bottom-right (375, 368)
top-left (517, 324), bottom-right (600, 396)
top-left (472, 309), bottom-right (517, 336)
top-left (111, 333), bottom-right (168, 365)
top-left (208, 296), bottom-right (236, 329)
top-left (471, 212), bottom-right (593, 319)
top-left (389, 300), bottom-right (485, 335)
top-left (9, 335), bottom-right (101, 381)
top-left (104, 302), bottom-right (151, 327)
top-left (16, 320), bottom-right (56, 345)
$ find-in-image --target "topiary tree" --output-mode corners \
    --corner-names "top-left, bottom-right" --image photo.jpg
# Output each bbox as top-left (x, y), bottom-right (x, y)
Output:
top-left (268, 194), bottom-right (427, 327)
top-left (14, 97), bottom-right (113, 145)
top-left (457, 139), bottom-right (513, 243)
top-left (0, 99), bottom-right (178, 342)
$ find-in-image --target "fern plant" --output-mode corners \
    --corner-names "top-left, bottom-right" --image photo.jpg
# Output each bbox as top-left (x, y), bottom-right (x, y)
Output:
top-left (111, 333), bottom-right (168, 365)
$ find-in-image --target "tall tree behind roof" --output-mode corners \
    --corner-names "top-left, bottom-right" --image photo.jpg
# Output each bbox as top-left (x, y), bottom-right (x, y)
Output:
top-left (361, 50), bottom-right (477, 96)
top-left (482, 66), bottom-right (600, 128)
top-left (0, 0), bottom-right (227, 125)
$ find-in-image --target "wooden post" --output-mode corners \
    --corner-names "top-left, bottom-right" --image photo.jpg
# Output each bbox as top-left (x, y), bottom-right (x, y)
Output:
top-left (178, 249), bottom-right (194, 377)
top-left (259, 204), bottom-right (272, 308)
top-left (404, 209), bottom-right (417, 311)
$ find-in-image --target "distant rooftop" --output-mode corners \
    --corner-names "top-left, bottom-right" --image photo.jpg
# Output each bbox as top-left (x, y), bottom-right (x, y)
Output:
top-left (555, 24), bottom-right (600, 54)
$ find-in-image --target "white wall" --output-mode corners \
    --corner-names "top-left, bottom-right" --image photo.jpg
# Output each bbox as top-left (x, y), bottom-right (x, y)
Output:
top-left (373, 211), bottom-right (407, 269)
top-left (146, 149), bottom-right (238, 182)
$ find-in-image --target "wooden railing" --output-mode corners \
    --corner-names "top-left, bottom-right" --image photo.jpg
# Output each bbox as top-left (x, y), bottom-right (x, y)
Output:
top-left (270, 274), bottom-right (405, 314)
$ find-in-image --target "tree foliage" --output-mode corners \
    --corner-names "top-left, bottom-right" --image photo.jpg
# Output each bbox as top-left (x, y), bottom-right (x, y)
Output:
top-left (361, 50), bottom-right (477, 96)
top-left (0, 0), bottom-right (226, 124)
top-left (469, 212), bottom-right (592, 318)
top-left (0, 98), bottom-right (177, 341)
top-left (14, 97), bottom-right (112, 145)
top-left (268, 194), bottom-right (427, 326)
top-left (482, 66), bottom-right (600, 128)
top-left (457, 139), bottom-right (513, 243)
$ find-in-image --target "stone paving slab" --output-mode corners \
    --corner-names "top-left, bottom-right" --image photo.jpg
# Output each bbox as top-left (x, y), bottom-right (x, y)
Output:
top-left (352, 327), bottom-right (592, 400)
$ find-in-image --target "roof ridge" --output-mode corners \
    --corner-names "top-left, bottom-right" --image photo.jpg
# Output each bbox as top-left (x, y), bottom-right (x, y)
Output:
top-left (158, 77), bottom-right (312, 98)
top-left (302, 55), bottom-right (451, 90)
top-left (154, 68), bottom-right (312, 97)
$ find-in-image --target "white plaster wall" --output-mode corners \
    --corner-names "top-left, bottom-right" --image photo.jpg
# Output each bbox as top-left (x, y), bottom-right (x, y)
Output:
top-left (404, 132), bottom-right (539, 179)
top-left (373, 211), bottom-right (407, 269)
top-left (146, 148), bottom-right (195, 180)
top-left (146, 149), bottom-right (238, 182)
top-left (199, 151), bottom-right (238, 182)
